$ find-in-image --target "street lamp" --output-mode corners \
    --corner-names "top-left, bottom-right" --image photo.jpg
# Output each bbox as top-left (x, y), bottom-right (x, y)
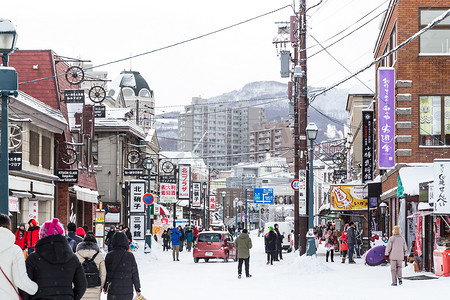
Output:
top-left (221, 191), bottom-right (226, 225)
top-left (234, 197), bottom-right (238, 237)
top-left (202, 182), bottom-right (207, 230)
top-left (0, 19), bottom-right (18, 215)
top-left (306, 122), bottom-right (318, 256)
top-left (379, 202), bottom-right (387, 235)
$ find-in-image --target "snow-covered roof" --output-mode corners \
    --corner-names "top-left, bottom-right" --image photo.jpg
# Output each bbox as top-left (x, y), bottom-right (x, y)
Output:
top-left (319, 202), bottom-right (330, 213)
top-left (94, 107), bottom-right (145, 139)
top-left (399, 165), bottom-right (433, 196)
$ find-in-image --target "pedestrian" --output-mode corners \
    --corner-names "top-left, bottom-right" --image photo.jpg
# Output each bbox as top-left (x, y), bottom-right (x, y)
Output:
top-left (25, 219), bottom-right (40, 255)
top-left (385, 225), bottom-right (407, 286)
top-left (76, 233), bottom-right (106, 300)
top-left (185, 227), bottom-right (194, 252)
top-left (0, 213), bottom-right (38, 300)
top-left (104, 232), bottom-right (141, 300)
top-left (347, 222), bottom-right (356, 264)
top-left (161, 229), bottom-right (171, 251)
top-left (21, 218), bottom-right (87, 300)
top-left (105, 225), bottom-right (116, 252)
top-left (170, 227), bottom-right (182, 261)
top-left (235, 228), bottom-right (252, 279)
top-left (68, 222), bottom-right (84, 252)
top-left (264, 226), bottom-right (277, 265)
top-left (340, 224), bottom-right (349, 263)
top-left (324, 223), bottom-right (337, 262)
top-left (76, 227), bottom-right (86, 239)
top-left (193, 226), bottom-right (199, 244)
top-left (274, 223), bottom-right (283, 260)
top-left (178, 226), bottom-right (185, 252)
top-left (14, 222), bottom-right (28, 251)
top-left (124, 226), bottom-right (132, 245)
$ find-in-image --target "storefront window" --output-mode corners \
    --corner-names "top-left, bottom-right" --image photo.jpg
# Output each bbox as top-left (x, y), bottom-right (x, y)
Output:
top-left (420, 96), bottom-right (450, 146)
top-left (420, 9), bottom-right (450, 55)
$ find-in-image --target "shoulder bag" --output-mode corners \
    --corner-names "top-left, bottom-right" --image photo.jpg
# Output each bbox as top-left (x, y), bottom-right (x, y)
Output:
top-left (103, 251), bottom-right (125, 293)
top-left (0, 266), bottom-right (22, 300)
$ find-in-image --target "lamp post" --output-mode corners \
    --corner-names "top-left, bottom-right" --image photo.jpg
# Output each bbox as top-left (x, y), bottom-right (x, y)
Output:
top-left (0, 19), bottom-right (18, 215)
top-left (202, 182), bottom-right (207, 230)
top-left (306, 122), bottom-right (318, 256)
top-left (234, 197), bottom-right (238, 237)
top-left (379, 202), bottom-right (387, 236)
top-left (221, 191), bottom-right (226, 225)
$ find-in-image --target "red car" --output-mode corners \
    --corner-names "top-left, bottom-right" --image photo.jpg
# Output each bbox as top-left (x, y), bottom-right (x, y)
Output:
top-left (193, 231), bottom-right (237, 263)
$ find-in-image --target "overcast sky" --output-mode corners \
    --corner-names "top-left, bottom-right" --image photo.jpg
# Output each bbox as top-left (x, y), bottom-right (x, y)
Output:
top-left (4, 0), bottom-right (388, 113)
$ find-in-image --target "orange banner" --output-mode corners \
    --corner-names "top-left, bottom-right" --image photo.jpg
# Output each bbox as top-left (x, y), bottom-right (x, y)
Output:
top-left (330, 185), bottom-right (368, 210)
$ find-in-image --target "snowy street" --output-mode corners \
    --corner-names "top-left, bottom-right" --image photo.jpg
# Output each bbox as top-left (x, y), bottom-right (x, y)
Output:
top-left (102, 231), bottom-right (449, 300)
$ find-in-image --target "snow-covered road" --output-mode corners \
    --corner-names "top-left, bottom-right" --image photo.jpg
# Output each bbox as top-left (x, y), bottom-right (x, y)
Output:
top-left (102, 231), bottom-right (449, 300)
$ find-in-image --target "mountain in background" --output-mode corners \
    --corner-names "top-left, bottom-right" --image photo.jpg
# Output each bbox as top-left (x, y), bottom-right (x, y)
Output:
top-left (155, 81), bottom-right (349, 151)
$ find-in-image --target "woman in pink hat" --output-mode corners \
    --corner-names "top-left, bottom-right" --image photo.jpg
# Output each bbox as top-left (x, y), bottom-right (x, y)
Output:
top-left (20, 218), bottom-right (87, 300)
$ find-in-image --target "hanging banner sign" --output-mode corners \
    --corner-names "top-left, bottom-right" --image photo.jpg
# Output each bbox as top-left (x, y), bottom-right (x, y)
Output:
top-left (377, 67), bottom-right (395, 169)
top-left (95, 210), bottom-right (105, 222)
top-left (160, 183), bottom-right (177, 203)
top-left (433, 159), bottom-right (450, 214)
top-left (209, 195), bottom-right (216, 211)
top-left (64, 89), bottom-right (85, 103)
top-left (192, 182), bottom-right (201, 207)
top-left (299, 170), bottom-right (307, 215)
top-left (130, 215), bottom-right (145, 240)
top-left (9, 152), bottom-right (22, 170)
top-left (130, 181), bottom-right (145, 213)
top-left (330, 185), bottom-right (368, 210)
top-left (29, 200), bottom-right (38, 220)
top-left (362, 110), bottom-right (374, 183)
top-left (178, 165), bottom-right (191, 199)
top-left (57, 169), bottom-right (78, 183)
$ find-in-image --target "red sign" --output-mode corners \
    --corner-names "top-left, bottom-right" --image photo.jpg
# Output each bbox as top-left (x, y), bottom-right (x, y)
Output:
top-left (161, 217), bottom-right (169, 225)
top-left (142, 193), bottom-right (154, 205)
top-left (209, 195), bottom-right (216, 211)
top-left (291, 179), bottom-right (300, 190)
top-left (178, 165), bottom-right (191, 199)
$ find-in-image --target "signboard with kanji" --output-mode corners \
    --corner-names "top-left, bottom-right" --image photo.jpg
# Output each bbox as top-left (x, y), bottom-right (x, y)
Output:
top-left (9, 152), bottom-right (22, 170)
top-left (253, 188), bottom-right (274, 204)
top-left (209, 195), bottom-right (216, 210)
top-left (330, 185), bottom-right (368, 210)
top-left (160, 183), bottom-right (177, 203)
top-left (192, 182), bottom-right (201, 207)
top-left (130, 215), bottom-right (145, 240)
top-left (362, 109), bottom-right (374, 183)
top-left (178, 165), bottom-right (191, 199)
top-left (29, 200), bottom-right (38, 220)
top-left (377, 67), bottom-right (395, 169)
top-left (130, 181), bottom-right (145, 213)
top-left (64, 89), bottom-right (85, 103)
top-left (433, 159), bottom-right (450, 214)
top-left (95, 210), bottom-right (105, 222)
top-left (299, 170), bottom-right (307, 215)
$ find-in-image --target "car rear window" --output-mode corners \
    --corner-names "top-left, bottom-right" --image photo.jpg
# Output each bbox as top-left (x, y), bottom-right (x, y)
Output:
top-left (198, 233), bottom-right (222, 242)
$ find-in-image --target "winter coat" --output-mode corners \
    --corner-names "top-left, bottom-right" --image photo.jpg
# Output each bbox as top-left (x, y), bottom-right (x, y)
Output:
top-left (193, 227), bottom-right (199, 238)
top-left (170, 228), bottom-right (181, 246)
top-left (185, 230), bottom-right (194, 242)
top-left (162, 232), bottom-right (171, 243)
top-left (25, 226), bottom-right (40, 249)
top-left (385, 234), bottom-right (407, 261)
top-left (347, 226), bottom-right (356, 245)
top-left (104, 232), bottom-right (141, 300)
top-left (0, 228), bottom-right (38, 300)
top-left (14, 229), bottom-right (27, 250)
top-left (125, 229), bottom-right (132, 243)
top-left (105, 230), bottom-right (115, 246)
top-left (68, 231), bottom-right (84, 251)
top-left (324, 229), bottom-right (337, 248)
top-left (235, 232), bottom-right (252, 259)
top-left (76, 242), bottom-right (106, 300)
top-left (275, 228), bottom-right (283, 246)
top-left (21, 234), bottom-right (87, 300)
top-left (265, 231), bottom-right (277, 253)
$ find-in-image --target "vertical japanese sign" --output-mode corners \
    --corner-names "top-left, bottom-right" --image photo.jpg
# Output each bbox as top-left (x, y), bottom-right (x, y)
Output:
top-left (178, 165), bottom-right (191, 199)
top-left (362, 110), bottom-right (374, 183)
top-left (160, 183), bottom-right (177, 203)
top-left (377, 67), bottom-right (395, 169)
top-left (130, 215), bottom-right (145, 240)
top-left (29, 200), bottom-right (38, 220)
top-left (209, 195), bottom-right (216, 211)
top-left (433, 160), bottom-right (450, 214)
top-left (299, 170), bottom-right (307, 215)
top-left (192, 182), bottom-right (201, 207)
top-left (130, 181), bottom-right (145, 213)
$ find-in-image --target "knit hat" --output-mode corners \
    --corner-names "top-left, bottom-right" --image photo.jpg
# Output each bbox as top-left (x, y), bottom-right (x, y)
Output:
top-left (76, 227), bottom-right (86, 236)
top-left (268, 226), bottom-right (274, 231)
top-left (39, 218), bottom-right (64, 239)
top-left (393, 225), bottom-right (401, 235)
top-left (19, 222), bottom-right (26, 228)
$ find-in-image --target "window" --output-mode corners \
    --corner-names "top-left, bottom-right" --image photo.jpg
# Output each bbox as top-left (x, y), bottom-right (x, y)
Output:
top-left (92, 135), bottom-right (98, 165)
top-left (41, 136), bottom-right (51, 169)
top-left (389, 23), bottom-right (397, 66)
top-left (419, 9), bottom-right (450, 54)
top-left (419, 96), bottom-right (450, 145)
top-left (29, 131), bottom-right (40, 166)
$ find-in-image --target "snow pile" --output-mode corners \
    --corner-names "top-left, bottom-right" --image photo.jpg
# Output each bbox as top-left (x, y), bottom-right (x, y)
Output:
top-left (281, 254), bottom-right (333, 275)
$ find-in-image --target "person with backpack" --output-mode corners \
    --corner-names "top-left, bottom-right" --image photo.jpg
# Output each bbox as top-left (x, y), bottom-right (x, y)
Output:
top-left (324, 223), bottom-right (337, 262)
top-left (76, 234), bottom-right (106, 299)
top-left (178, 226), bottom-right (185, 252)
top-left (21, 218), bottom-right (87, 300)
top-left (264, 226), bottom-right (277, 265)
top-left (25, 219), bottom-right (40, 255)
top-left (104, 231), bottom-right (141, 300)
top-left (14, 222), bottom-right (28, 251)
top-left (185, 227), bottom-right (194, 252)
top-left (0, 213), bottom-right (38, 300)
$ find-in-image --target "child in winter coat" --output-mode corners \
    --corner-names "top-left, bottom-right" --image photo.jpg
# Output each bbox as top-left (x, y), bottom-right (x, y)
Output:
top-left (14, 222), bottom-right (28, 251)
top-left (0, 214), bottom-right (38, 300)
top-left (385, 225), bottom-right (407, 286)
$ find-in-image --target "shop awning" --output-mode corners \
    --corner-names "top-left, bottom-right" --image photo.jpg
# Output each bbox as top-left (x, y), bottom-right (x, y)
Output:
top-left (31, 192), bottom-right (53, 201)
top-left (398, 166), bottom-right (433, 197)
top-left (407, 210), bottom-right (433, 219)
top-left (72, 185), bottom-right (99, 203)
top-left (155, 203), bottom-right (169, 216)
top-left (10, 190), bottom-right (32, 198)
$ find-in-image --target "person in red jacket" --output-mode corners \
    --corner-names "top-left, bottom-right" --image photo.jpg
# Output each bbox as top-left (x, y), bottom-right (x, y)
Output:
top-left (15, 222), bottom-right (28, 250)
top-left (26, 219), bottom-right (40, 254)
top-left (193, 226), bottom-right (199, 245)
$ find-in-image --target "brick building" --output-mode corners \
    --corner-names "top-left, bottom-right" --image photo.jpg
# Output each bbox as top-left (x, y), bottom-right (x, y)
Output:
top-left (374, 1), bottom-right (450, 272)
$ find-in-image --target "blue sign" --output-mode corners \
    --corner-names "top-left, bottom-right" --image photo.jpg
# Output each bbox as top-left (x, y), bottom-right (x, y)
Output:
top-left (253, 188), bottom-right (274, 204)
top-left (142, 193), bottom-right (155, 205)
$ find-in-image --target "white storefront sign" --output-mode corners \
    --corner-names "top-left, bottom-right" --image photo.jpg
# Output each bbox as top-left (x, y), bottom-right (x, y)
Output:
top-left (192, 182), bottom-right (201, 207)
top-left (433, 159), bottom-right (450, 214)
top-left (160, 183), bottom-right (177, 203)
top-left (299, 170), bottom-right (307, 215)
top-left (29, 200), bottom-right (39, 220)
top-left (9, 196), bottom-right (19, 212)
top-left (130, 215), bottom-right (145, 240)
top-left (130, 182), bottom-right (145, 213)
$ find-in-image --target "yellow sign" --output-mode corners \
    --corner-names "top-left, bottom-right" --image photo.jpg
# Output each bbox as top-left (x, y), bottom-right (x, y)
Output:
top-left (153, 226), bottom-right (162, 235)
top-left (330, 185), bottom-right (368, 210)
top-left (95, 210), bottom-right (105, 223)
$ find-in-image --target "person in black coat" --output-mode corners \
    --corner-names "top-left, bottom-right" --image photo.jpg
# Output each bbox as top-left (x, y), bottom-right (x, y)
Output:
top-left (105, 225), bottom-right (116, 252)
top-left (21, 218), bottom-right (87, 300)
top-left (264, 227), bottom-right (278, 265)
top-left (104, 231), bottom-right (141, 300)
top-left (274, 223), bottom-right (283, 261)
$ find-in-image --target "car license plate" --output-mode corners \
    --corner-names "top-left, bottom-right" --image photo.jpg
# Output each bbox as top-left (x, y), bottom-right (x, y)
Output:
top-left (205, 252), bottom-right (213, 256)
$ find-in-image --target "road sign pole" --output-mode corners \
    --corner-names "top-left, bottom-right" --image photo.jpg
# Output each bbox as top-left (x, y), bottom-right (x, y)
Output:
top-left (245, 189), bottom-right (248, 230)
top-left (144, 169), bottom-right (152, 253)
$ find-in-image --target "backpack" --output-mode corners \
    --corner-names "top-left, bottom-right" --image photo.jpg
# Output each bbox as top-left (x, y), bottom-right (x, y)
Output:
top-left (82, 252), bottom-right (101, 288)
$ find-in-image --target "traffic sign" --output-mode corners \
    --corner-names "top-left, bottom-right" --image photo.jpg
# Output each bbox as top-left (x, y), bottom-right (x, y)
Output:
top-left (244, 214), bottom-right (249, 219)
top-left (142, 193), bottom-right (155, 205)
top-left (253, 188), bottom-right (274, 204)
top-left (291, 179), bottom-right (300, 190)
